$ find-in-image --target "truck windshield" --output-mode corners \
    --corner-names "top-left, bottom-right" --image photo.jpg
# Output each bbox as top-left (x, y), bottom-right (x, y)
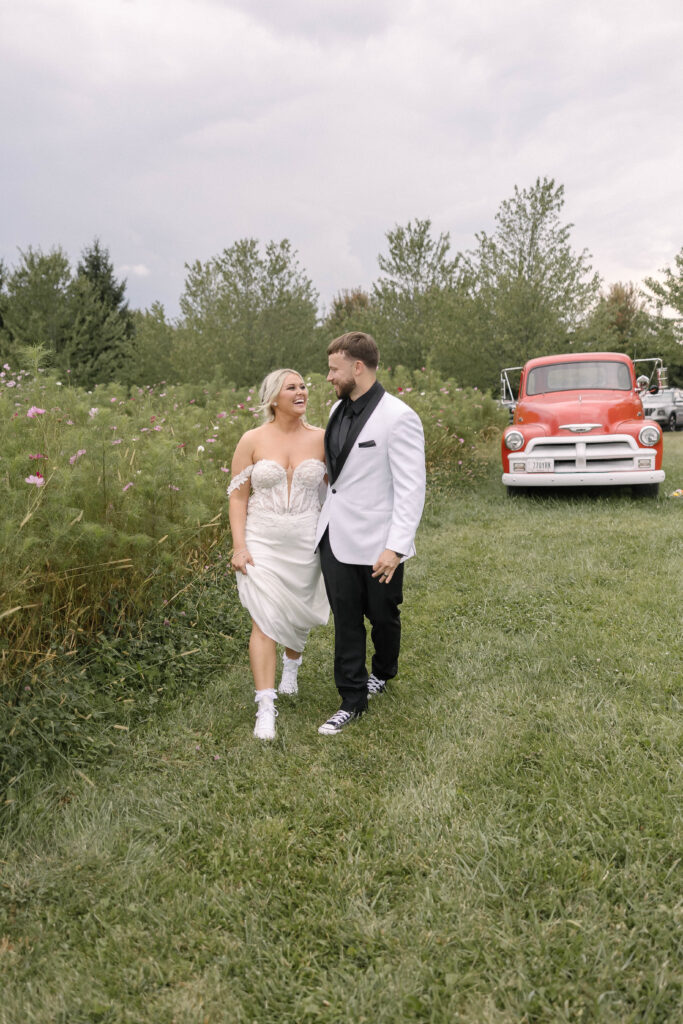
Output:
top-left (526, 361), bottom-right (632, 395)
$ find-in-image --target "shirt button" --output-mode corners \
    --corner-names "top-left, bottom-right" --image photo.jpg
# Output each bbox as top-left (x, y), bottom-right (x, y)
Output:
top-left (331, 488), bottom-right (336, 493)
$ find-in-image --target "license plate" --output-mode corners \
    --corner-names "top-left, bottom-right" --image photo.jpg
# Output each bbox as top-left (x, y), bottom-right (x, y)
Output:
top-left (527, 458), bottom-right (554, 472)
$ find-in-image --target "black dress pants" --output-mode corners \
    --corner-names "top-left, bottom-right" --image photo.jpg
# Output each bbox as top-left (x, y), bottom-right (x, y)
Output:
top-left (319, 530), bottom-right (404, 712)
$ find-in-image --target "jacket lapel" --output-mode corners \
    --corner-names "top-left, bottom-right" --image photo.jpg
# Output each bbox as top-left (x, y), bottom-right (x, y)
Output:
top-left (324, 402), bottom-right (343, 481)
top-left (330, 383), bottom-right (385, 483)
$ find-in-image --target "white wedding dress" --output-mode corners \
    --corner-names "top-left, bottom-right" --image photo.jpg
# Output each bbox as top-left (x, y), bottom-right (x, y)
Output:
top-left (227, 459), bottom-right (330, 650)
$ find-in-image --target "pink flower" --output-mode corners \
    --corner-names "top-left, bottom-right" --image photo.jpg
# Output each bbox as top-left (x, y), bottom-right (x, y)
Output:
top-left (88, 407), bottom-right (98, 418)
top-left (111, 439), bottom-right (122, 445)
top-left (169, 485), bottom-right (180, 491)
top-left (25, 473), bottom-right (44, 486)
top-left (28, 453), bottom-right (47, 460)
top-left (5, 380), bottom-right (16, 388)
top-left (220, 467), bottom-right (230, 473)
top-left (217, 411), bottom-right (227, 419)
top-left (69, 449), bottom-right (86, 465)
top-left (27, 406), bottom-right (46, 417)
top-left (122, 482), bottom-right (134, 492)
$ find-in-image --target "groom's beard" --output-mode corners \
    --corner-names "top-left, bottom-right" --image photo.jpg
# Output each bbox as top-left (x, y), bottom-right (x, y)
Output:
top-left (334, 377), bottom-right (355, 399)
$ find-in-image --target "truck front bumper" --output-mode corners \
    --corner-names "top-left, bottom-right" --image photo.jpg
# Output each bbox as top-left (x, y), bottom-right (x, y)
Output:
top-left (502, 470), bottom-right (665, 487)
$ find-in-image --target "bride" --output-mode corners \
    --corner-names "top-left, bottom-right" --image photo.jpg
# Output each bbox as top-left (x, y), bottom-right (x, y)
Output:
top-left (228, 369), bottom-right (329, 740)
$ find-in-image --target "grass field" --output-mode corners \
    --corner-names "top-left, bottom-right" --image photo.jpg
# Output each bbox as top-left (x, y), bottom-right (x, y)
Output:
top-left (1, 436), bottom-right (682, 1023)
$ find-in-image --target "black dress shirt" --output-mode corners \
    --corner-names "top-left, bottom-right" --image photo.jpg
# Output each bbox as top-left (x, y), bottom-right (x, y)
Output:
top-left (329, 380), bottom-right (382, 460)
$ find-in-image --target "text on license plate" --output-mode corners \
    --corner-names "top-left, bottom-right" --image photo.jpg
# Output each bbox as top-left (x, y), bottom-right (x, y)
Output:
top-left (527, 458), bottom-right (554, 473)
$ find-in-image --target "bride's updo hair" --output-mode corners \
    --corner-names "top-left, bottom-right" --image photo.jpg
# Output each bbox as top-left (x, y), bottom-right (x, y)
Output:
top-left (258, 368), bottom-right (309, 424)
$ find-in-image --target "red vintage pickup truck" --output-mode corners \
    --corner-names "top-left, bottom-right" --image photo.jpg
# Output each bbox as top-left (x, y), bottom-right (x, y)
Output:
top-left (500, 352), bottom-right (666, 496)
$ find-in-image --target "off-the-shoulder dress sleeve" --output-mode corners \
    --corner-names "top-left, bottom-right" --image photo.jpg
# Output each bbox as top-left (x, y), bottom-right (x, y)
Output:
top-left (227, 464), bottom-right (254, 496)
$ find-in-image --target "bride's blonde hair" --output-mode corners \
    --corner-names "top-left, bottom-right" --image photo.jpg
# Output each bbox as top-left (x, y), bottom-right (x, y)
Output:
top-left (258, 368), bottom-right (309, 424)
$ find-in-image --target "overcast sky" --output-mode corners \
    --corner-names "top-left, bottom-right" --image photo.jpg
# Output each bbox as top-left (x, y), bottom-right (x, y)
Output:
top-left (2, 0), bottom-right (682, 318)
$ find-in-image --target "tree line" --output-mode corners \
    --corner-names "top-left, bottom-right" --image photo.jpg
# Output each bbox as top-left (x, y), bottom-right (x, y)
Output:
top-left (1, 177), bottom-right (682, 390)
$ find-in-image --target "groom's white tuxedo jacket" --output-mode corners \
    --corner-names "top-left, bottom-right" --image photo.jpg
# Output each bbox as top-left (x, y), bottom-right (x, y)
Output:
top-left (315, 386), bottom-right (426, 565)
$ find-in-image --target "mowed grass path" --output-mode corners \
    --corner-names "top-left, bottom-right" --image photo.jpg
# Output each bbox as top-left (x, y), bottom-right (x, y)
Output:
top-left (2, 438), bottom-right (682, 1023)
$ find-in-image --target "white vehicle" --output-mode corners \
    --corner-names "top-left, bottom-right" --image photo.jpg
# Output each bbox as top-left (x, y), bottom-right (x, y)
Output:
top-left (641, 388), bottom-right (683, 431)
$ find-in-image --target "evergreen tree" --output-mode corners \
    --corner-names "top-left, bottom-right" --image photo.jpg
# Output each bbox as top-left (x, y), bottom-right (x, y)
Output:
top-left (62, 239), bottom-right (135, 387)
top-left (65, 275), bottom-right (135, 387)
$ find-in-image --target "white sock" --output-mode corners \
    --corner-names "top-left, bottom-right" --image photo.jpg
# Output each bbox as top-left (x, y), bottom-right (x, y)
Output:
top-left (254, 688), bottom-right (277, 704)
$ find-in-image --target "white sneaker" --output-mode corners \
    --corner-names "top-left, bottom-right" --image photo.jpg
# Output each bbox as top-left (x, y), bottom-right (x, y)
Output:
top-left (318, 708), bottom-right (364, 735)
top-left (278, 653), bottom-right (302, 695)
top-left (253, 692), bottom-right (278, 740)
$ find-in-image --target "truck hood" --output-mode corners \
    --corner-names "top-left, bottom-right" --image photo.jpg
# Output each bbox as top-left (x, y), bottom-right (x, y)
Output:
top-left (515, 391), bottom-right (641, 432)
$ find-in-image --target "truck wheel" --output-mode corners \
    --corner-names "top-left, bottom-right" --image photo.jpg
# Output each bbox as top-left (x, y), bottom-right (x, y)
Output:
top-left (634, 483), bottom-right (659, 497)
top-left (667, 413), bottom-right (676, 431)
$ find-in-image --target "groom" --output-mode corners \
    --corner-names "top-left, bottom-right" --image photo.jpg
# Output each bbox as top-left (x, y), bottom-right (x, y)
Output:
top-left (316, 332), bottom-right (426, 736)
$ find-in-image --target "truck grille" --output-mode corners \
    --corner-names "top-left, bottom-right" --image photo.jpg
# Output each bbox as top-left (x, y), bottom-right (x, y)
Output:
top-left (525, 435), bottom-right (647, 473)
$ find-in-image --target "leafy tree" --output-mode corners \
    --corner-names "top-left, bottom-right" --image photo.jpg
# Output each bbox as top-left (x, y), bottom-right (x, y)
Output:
top-left (176, 238), bottom-right (319, 385)
top-left (131, 302), bottom-right (177, 385)
top-left (371, 219), bottom-right (461, 369)
top-left (0, 260), bottom-right (8, 359)
top-left (322, 288), bottom-right (373, 337)
top-left (1, 247), bottom-right (73, 361)
top-left (575, 282), bottom-right (659, 358)
top-left (644, 246), bottom-right (683, 331)
top-left (458, 177), bottom-right (601, 386)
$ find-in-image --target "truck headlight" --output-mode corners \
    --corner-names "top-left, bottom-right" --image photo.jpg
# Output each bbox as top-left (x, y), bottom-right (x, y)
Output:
top-left (639, 425), bottom-right (661, 446)
top-left (504, 430), bottom-right (524, 451)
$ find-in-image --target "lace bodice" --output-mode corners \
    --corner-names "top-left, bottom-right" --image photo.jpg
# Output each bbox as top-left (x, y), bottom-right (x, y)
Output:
top-left (228, 459), bottom-right (326, 516)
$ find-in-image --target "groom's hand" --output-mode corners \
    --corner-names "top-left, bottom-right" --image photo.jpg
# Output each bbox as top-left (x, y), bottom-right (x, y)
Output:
top-left (372, 549), bottom-right (401, 584)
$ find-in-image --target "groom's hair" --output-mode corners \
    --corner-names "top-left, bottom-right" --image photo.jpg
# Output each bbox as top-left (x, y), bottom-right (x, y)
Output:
top-left (327, 332), bottom-right (379, 370)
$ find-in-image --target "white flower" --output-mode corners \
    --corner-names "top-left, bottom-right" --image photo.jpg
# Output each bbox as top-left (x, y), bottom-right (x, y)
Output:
top-left (197, 445), bottom-right (205, 453)
top-left (88, 407), bottom-right (99, 418)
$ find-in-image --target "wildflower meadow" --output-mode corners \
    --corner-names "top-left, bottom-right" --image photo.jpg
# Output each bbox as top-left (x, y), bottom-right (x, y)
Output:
top-left (1, 361), bottom-right (505, 776)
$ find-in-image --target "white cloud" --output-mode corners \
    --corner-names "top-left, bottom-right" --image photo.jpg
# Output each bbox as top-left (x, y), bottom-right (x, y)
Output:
top-left (117, 263), bottom-right (151, 278)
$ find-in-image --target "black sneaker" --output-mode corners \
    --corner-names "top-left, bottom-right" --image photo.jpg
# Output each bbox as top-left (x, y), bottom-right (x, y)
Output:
top-left (367, 673), bottom-right (386, 697)
top-left (317, 708), bottom-right (363, 735)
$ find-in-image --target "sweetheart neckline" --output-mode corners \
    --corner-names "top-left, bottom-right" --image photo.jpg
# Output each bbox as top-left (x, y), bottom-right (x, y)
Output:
top-left (252, 458), bottom-right (325, 474)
